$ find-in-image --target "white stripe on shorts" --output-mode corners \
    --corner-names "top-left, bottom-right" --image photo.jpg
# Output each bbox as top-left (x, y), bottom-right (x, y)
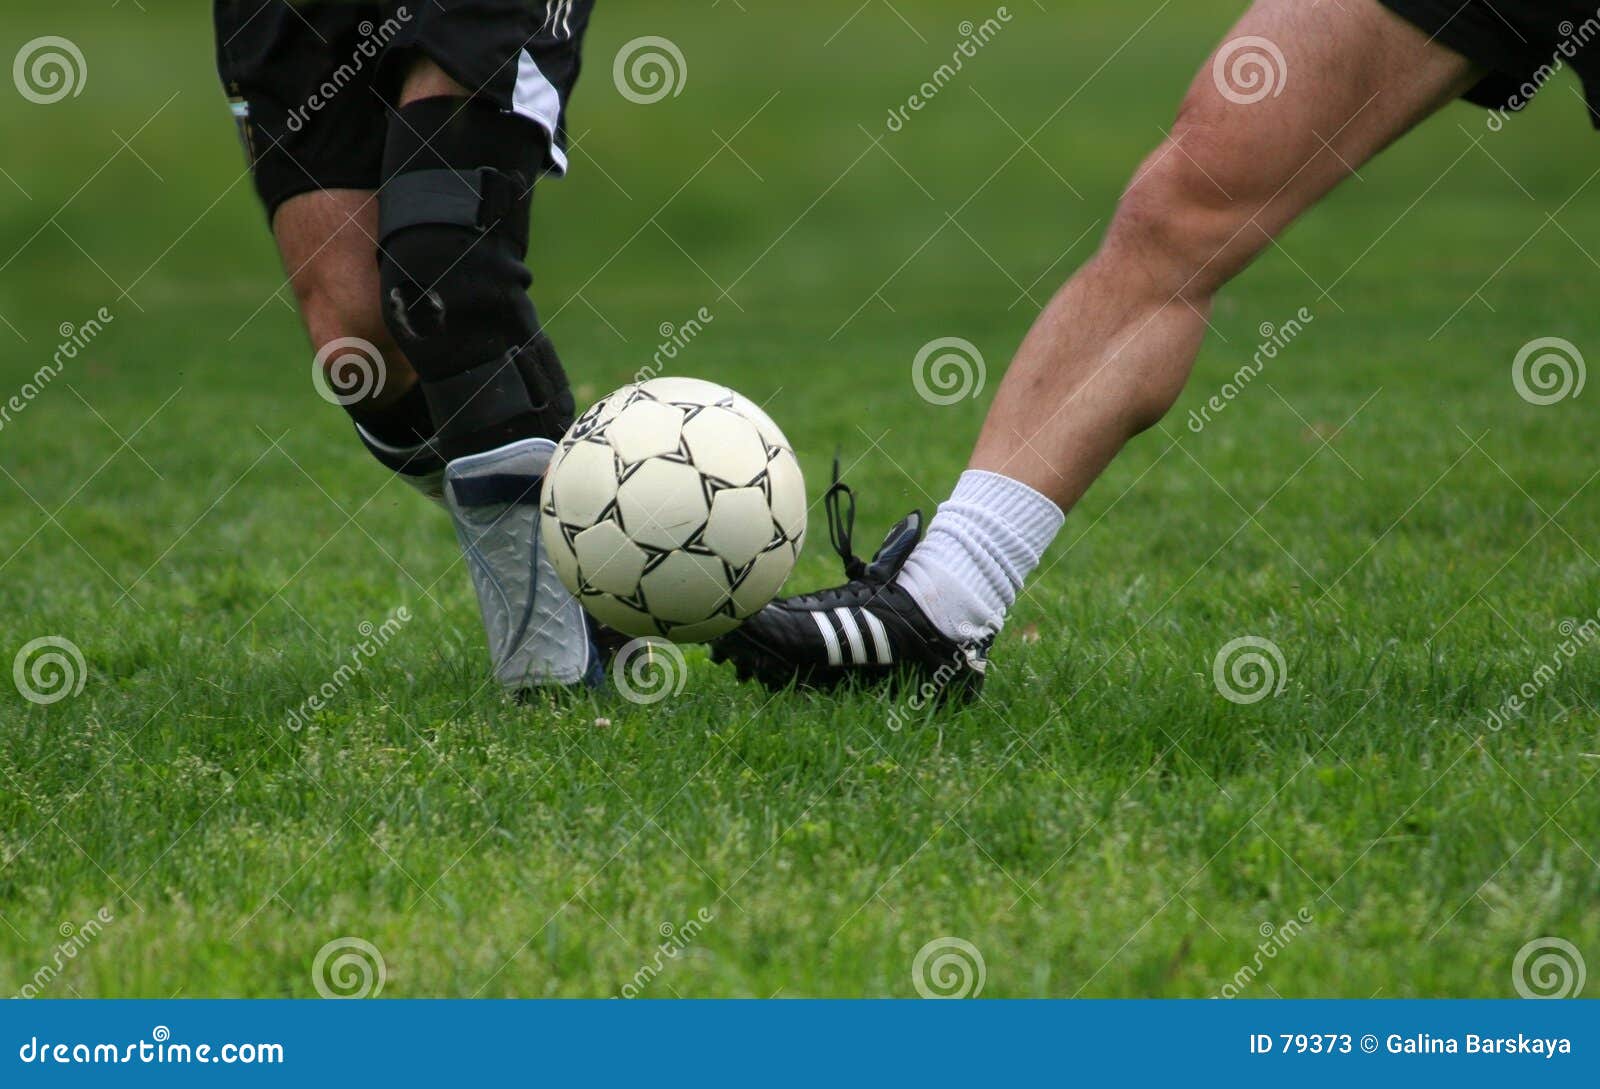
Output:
top-left (512, 49), bottom-right (568, 175)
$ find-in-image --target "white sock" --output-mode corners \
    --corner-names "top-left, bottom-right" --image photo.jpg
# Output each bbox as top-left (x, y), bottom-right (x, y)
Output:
top-left (896, 470), bottom-right (1064, 641)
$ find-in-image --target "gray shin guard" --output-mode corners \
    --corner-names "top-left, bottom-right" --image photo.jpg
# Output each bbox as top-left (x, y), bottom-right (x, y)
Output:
top-left (443, 437), bottom-right (598, 691)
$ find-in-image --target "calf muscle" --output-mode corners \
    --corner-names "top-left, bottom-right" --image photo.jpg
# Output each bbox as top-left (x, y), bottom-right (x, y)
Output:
top-left (969, 0), bottom-right (1480, 510)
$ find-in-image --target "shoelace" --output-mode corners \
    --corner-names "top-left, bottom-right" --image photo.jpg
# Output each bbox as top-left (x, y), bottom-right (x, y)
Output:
top-left (823, 454), bottom-right (869, 581)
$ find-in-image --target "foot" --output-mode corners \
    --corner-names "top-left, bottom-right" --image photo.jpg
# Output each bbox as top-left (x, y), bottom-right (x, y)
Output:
top-left (710, 480), bottom-right (989, 700)
top-left (444, 437), bottom-right (603, 692)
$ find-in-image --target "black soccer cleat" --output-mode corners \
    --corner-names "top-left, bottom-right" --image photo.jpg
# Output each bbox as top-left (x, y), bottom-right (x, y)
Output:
top-left (710, 468), bottom-right (989, 699)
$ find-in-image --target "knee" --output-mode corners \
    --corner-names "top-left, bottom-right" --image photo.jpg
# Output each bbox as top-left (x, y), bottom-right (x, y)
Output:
top-left (378, 218), bottom-right (532, 364)
top-left (376, 97), bottom-right (541, 369)
top-left (300, 290), bottom-right (389, 357)
top-left (294, 279), bottom-right (402, 407)
top-left (300, 276), bottom-right (395, 356)
top-left (1099, 116), bottom-right (1255, 302)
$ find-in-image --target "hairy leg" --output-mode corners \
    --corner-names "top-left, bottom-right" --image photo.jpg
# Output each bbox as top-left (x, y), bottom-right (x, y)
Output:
top-left (886, 0), bottom-right (1486, 642)
top-left (274, 189), bottom-right (419, 409)
top-left (271, 57), bottom-right (503, 487)
top-left (711, 0), bottom-right (1491, 683)
top-left (270, 55), bottom-right (476, 409)
top-left (969, 0), bottom-right (1482, 511)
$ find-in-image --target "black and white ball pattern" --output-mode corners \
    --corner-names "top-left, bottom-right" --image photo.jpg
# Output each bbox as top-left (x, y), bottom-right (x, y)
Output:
top-left (540, 377), bottom-right (806, 643)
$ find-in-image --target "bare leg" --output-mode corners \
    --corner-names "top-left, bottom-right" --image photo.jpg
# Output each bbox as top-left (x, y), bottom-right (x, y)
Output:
top-left (880, 0), bottom-right (1489, 645)
top-left (399, 57), bottom-right (470, 103)
top-left (710, 0), bottom-right (1490, 684)
top-left (274, 189), bottom-right (418, 409)
top-left (272, 58), bottom-right (469, 410)
top-left (272, 57), bottom-right (502, 495)
top-left (970, 0), bottom-right (1481, 511)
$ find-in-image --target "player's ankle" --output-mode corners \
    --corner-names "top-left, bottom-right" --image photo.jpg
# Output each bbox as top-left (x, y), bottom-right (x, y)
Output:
top-left (895, 470), bottom-right (1065, 643)
top-left (345, 376), bottom-right (433, 449)
top-left (422, 350), bottom-right (572, 462)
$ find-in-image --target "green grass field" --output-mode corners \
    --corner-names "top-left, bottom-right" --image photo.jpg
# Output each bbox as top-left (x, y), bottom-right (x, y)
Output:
top-left (2, 0), bottom-right (1597, 998)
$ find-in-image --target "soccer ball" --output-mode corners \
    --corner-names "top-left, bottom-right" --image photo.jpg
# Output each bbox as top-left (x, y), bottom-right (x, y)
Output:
top-left (540, 376), bottom-right (807, 642)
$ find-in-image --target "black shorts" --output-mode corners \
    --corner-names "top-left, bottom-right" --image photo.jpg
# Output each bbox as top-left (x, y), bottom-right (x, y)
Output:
top-left (213, 0), bottom-right (596, 219)
top-left (1380, 0), bottom-right (1600, 126)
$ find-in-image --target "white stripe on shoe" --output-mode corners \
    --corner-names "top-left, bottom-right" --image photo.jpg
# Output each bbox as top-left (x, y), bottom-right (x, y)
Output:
top-left (834, 608), bottom-right (868, 666)
top-left (859, 610), bottom-right (892, 665)
top-left (811, 611), bottom-right (843, 667)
